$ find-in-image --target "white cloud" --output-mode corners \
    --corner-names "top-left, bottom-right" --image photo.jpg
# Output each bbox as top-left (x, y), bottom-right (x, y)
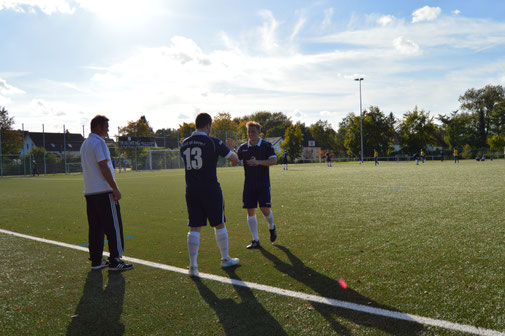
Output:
top-left (452, 9), bottom-right (461, 15)
top-left (0, 0), bottom-right (75, 15)
top-left (393, 36), bottom-right (421, 55)
top-left (412, 6), bottom-right (441, 23)
top-left (290, 15), bottom-right (306, 40)
top-left (0, 77), bottom-right (25, 95)
top-left (258, 10), bottom-right (280, 51)
top-left (378, 15), bottom-right (395, 26)
top-left (322, 8), bottom-right (334, 28)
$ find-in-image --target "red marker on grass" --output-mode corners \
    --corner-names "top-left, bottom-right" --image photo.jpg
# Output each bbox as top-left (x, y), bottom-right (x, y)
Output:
top-left (338, 278), bottom-right (347, 289)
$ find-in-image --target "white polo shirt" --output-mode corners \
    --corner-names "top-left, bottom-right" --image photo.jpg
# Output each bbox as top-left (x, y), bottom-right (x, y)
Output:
top-left (80, 133), bottom-right (115, 195)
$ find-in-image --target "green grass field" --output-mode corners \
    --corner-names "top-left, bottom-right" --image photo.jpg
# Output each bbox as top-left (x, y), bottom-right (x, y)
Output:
top-left (1, 160), bottom-right (505, 335)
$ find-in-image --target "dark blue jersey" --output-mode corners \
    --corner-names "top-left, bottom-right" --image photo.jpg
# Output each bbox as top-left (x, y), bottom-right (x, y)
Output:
top-left (180, 132), bottom-right (231, 190)
top-left (325, 152), bottom-right (331, 161)
top-left (237, 139), bottom-right (276, 187)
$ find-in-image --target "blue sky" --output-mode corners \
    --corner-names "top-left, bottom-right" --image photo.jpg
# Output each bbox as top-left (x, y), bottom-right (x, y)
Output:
top-left (1, 0), bottom-right (505, 135)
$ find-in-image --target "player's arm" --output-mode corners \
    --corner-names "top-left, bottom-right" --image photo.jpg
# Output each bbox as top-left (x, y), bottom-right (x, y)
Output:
top-left (98, 160), bottom-right (121, 201)
top-left (225, 138), bottom-right (239, 166)
top-left (226, 152), bottom-right (239, 166)
top-left (247, 156), bottom-right (277, 166)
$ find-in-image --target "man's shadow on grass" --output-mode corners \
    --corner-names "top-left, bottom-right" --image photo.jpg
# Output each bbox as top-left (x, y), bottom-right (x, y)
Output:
top-left (66, 271), bottom-right (125, 336)
top-left (261, 245), bottom-right (424, 335)
top-left (193, 268), bottom-right (288, 336)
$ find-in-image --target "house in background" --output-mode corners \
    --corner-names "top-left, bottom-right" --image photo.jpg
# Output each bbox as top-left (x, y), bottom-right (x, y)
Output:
top-left (301, 139), bottom-right (321, 161)
top-left (264, 137), bottom-right (283, 151)
top-left (20, 131), bottom-right (85, 156)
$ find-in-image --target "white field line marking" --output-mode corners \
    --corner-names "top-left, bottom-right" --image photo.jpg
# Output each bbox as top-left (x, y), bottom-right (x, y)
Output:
top-left (0, 228), bottom-right (503, 336)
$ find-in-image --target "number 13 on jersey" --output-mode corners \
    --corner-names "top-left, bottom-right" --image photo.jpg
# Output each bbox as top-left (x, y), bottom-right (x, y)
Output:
top-left (182, 147), bottom-right (203, 170)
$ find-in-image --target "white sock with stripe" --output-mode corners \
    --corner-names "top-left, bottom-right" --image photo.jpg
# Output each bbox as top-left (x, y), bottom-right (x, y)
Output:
top-left (214, 227), bottom-right (230, 261)
top-left (187, 231), bottom-right (200, 267)
top-left (247, 215), bottom-right (259, 241)
top-left (264, 210), bottom-right (274, 230)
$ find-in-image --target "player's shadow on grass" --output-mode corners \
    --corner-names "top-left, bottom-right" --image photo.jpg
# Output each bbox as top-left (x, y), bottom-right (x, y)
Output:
top-left (261, 245), bottom-right (425, 335)
top-left (66, 271), bottom-right (125, 336)
top-left (192, 268), bottom-right (288, 336)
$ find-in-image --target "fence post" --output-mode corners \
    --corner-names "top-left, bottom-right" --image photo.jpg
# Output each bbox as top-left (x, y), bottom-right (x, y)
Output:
top-left (117, 127), bottom-right (121, 173)
top-left (134, 128), bottom-right (138, 171)
top-left (0, 129), bottom-right (2, 177)
top-left (42, 124), bottom-right (46, 175)
top-left (63, 125), bottom-right (67, 174)
top-left (163, 130), bottom-right (167, 169)
top-left (177, 131), bottom-right (181, 169)
top-left (22, 123), bottom-right (26, 175)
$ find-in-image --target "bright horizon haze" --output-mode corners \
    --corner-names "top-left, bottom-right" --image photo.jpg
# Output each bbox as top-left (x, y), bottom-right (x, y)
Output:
top-left (1, 0), bottom-right (505, 136)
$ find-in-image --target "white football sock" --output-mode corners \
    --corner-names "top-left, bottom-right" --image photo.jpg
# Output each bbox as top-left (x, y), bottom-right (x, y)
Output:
top-left (247, 215), bottom-right (259, 241)
top-left (264, 210), bottom-right (275, 230)
top-left (187, 231), bottom-right (200, 267)
top-left (214, 227), bottom-right (230, 260)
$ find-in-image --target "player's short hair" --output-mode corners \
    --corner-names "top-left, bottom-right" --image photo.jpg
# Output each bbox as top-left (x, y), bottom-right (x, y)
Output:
top-left (246, 121), bottom-right (261, 132)
top-left (90, 115), bottom-right (109, 131)
top-left (195, 113), bottom-right (212, 129)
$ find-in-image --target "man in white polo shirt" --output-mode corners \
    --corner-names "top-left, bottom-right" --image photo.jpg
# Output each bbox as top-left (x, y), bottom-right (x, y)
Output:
top-left (80, 115), bottom-right (133, 271)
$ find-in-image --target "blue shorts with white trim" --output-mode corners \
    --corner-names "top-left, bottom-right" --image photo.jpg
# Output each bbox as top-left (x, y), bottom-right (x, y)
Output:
top-left (242, 184), bottom-right (271, 209)
top-left (185, 186), bottom-right (226, 227)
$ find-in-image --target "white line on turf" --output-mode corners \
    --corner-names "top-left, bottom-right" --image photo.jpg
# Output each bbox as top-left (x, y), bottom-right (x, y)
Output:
top-left (0, 228), bottom-right (502, 336)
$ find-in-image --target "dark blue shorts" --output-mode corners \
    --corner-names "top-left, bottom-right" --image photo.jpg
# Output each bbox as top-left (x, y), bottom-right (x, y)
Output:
top-left (185, 187), bottom-right (225, 227)
top-left (243, 185), bottom-right (271, 209)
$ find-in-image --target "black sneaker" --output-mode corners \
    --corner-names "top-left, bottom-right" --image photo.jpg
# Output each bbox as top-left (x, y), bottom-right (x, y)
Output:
top-left (246, 240), bottom-right (260, 249)
top-left (269, 226), bottom-right (277, 242)
top-left (109, 258), bottom-right (133, 271)
top-left (91, 259), bottom-right (110, 270)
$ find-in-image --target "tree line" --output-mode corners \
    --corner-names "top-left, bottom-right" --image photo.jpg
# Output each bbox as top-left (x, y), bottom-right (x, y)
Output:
top-left (2, 84), bottom-right (505, 161)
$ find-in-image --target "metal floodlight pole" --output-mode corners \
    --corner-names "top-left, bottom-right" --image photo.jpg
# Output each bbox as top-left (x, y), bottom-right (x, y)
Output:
top-left (355, 78), bottom-right (364, 163)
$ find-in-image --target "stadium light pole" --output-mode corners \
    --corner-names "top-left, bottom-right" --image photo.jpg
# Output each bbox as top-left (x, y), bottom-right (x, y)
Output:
top-left (354, 77), bottom-right (364, 163)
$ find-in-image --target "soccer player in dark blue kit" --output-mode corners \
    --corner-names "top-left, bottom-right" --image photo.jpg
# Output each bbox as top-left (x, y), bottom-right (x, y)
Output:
top-left (282, 151), bottom-right (288, 170)
top-left (233, 121), bottom-right (277, 249)
top-left (180, 113), bottom-right (240, 277)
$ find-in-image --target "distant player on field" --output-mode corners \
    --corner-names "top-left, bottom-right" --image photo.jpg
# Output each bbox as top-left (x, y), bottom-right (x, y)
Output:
top-left (180, 113), bottom-right (240, 277)
top-left (374, 149), bottom-right (379, 166)
top-left (413, 152), bottom-right (419, 165)
top-left (325, 151), bottom-right (332, 167)
top-left (233, 121), bottom-right (277, 249)
top-left (282, 151), bottom-right (288, 170)
top-left (420, 149), bottom-right (425, 163)
top-left (453, 148), bottom-right (459, 163)
top-left (80, 115), bottom-right (133, 271)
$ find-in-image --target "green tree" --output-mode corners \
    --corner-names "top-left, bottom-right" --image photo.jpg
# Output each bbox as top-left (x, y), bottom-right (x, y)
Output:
top-left (178, 122), bottom-right (195, 142)
top-left (459, 84), bottom-right (505, 148)
top-left (438, 111), bottom-right (478, 149)
top-left (397, 107), bottom-right (437, 154)
top-left (487, 134), bottom-right (505, 152)
top-left (238, 111), bottom-right (292, 138)
top-left (119, 116), bottom-right (155, 169)
top-left (280, 125), bottom-right (304, 161)
top-left (309, 120), bottom-right (337, 150)
top-left (343, 106), bottom-right (395, 156)
top-left (462, 144), bottom-right (473, 159)
top-left (120, 115), bottom-right (155, 137)
top-left (212, 112), bottom-right (238, 141)
top-left (0, 106), bottom-right (23, 154)
top-left (29, 146), bottom-right (46, 162)
top-left (490, 99), bottom-right (505, 134)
